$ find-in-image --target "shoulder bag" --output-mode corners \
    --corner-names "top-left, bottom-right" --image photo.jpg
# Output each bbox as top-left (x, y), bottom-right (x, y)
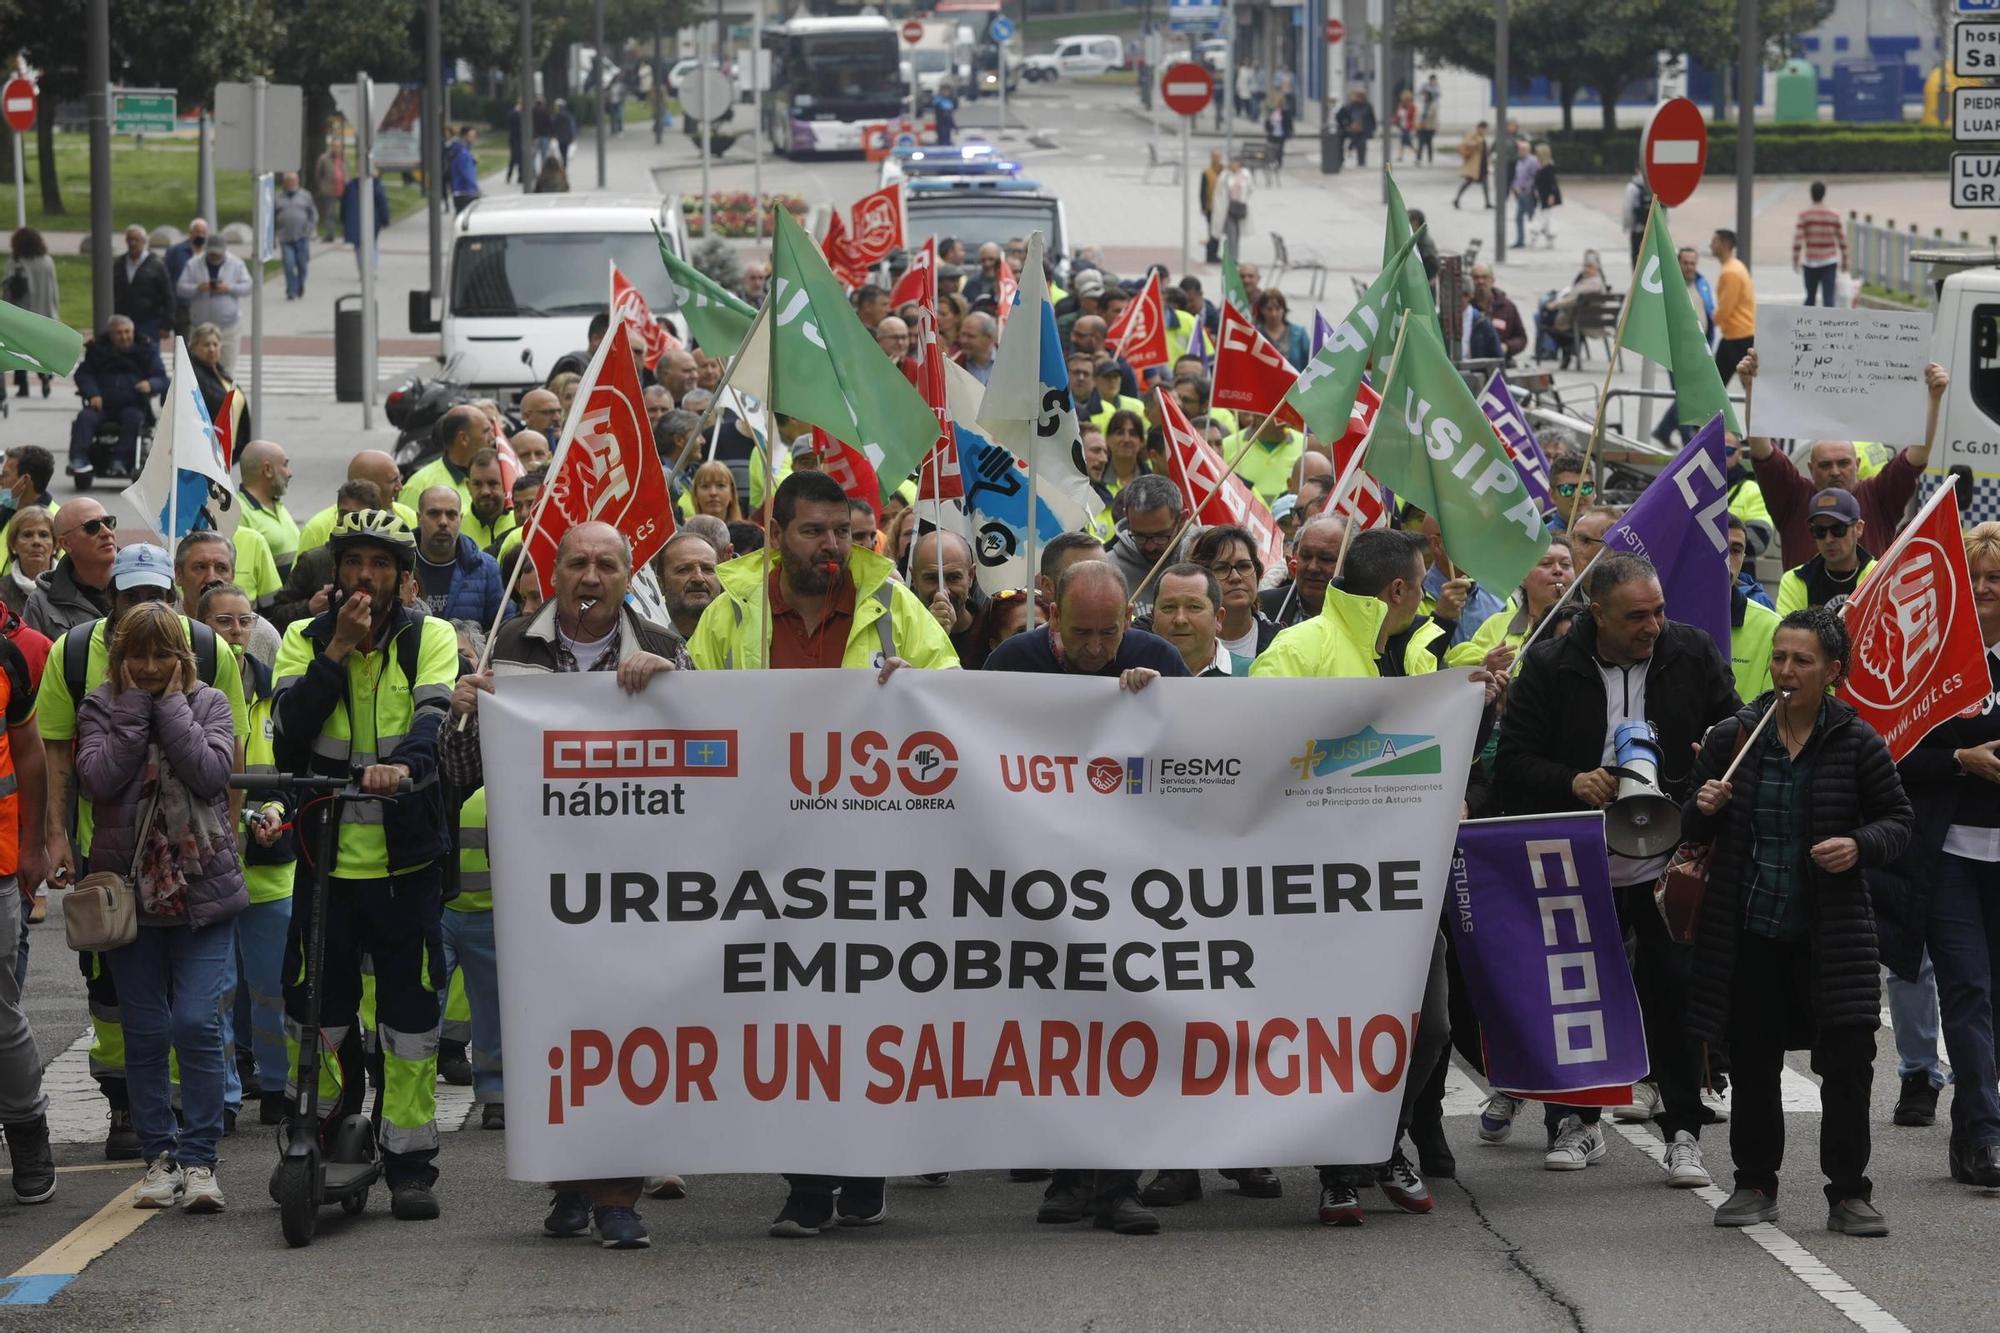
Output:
top-left (63, 787), bottom-right (158, 952)
top-left (1653, 719), bottom-right (1751, 946)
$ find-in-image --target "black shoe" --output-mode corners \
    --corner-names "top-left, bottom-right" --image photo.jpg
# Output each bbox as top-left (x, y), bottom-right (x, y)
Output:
top-left (259, 1092), bottom-right (287, 1126)
top-left (481, 1102), bottom-right (505, 1131)
top-left (1893, 1071), bottom-right (1938, 1127)
top-left (769, 1190), bottom-right (833, 1238)
top-left (1139, 1169), bottom-right (1201, 1206)
top-left (390, 1181), bottom-right (441, 1220)
top-left (437, 1042), bottom-right (473, 1087)
top-left (1714, 1186), bottom-right (1778, 1227)
top-left (835, 1180), bottom-right (886, 1227)
top-left (1036, 1175), bottom-right (1090, 1224)
top-left (1092, 1190), bottom-right (1161, 1235)
top-left (1949, 1142), bottom-right (2000, 1187)
top-left (1410, 1122), bottom-right (1457, 1179)
top-left (223, 1108), bottom-right (237, 1137)
top-left (1220, 1167), bottom-right (1282, 1199)
top-left (104, 1108), bottom-right (140, 1162)
top-left (1826, 1196), bottom-right (1888, 1237)
top-left (592, 1205), bottom-right (650, 1249)
top-left (1008, 1167), bottom-right (1052, 1183)
top-left (4, 1117), bottom-right (55, 1204)
top-left (916, 1172), bottom-right (950, 1186)
top-left (544, 1190), bottom-right (592, 1237)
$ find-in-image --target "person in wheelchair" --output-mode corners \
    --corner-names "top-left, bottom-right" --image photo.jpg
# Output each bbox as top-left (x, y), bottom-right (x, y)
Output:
top-left (69, 316), bottom-right (165, 482)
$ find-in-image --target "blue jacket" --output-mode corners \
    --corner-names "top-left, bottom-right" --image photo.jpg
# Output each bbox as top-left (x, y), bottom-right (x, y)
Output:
top-left (75, 335), bottom-right (167, 410)
top-left (341, 177), bottom-right (391, 247)
top-left (446, 139), bottom-right (480, 196)
top-left (421, 534), bottom-right (503, 626)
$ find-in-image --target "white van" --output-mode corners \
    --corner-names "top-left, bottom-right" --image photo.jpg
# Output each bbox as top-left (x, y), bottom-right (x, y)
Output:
top-left (410, 194), bottom-right (691, 398)
top-left (1023, 35), bottom-right (1124, 79)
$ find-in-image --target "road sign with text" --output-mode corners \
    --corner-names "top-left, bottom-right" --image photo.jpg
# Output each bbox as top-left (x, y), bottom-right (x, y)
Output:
top-left (1641, 97), bottom-right (1707, 208)
top-left (111, 89), bottom-right (176, 135)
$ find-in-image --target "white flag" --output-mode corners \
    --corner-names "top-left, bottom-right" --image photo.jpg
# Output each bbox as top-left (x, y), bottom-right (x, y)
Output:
top-left (119, 336), bottom-right (238, 541)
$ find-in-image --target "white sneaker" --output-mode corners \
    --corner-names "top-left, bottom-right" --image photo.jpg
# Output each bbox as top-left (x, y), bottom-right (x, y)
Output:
top-left (643, 1174), bottom-right (687, 1200)
top-left (180, 1165), bottom-right (225, 1213)
top-left (134, 1156), bottom-right (185, 1208)
top-left (1543, 1116), bottom-right (1607, 1171)
top-left (1613, 1081), bottom-right (1663, 1123)
top-left (1664, 1131), bottom-right (1711, 1189)
top-left (1478, 1091), bottom-right (1523, 1144)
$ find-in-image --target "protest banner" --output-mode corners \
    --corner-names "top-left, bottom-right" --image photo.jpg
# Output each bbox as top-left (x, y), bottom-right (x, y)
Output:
top-left (1449, 813), bottom-right (1646, 1103)
top-left (1745, 305), bottom-right (1929, 446)
top-left (483, 670), bottom-right (1483, 1180)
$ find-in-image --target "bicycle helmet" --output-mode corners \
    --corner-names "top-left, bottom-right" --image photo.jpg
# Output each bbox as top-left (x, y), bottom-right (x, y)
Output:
top-left (327, 508), bottom-right (418, 572)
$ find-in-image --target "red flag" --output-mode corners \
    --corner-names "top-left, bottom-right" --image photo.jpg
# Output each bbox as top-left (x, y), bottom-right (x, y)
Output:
top-left (1156, 387), bottom-right (1283, 574)
top-left (889, 235), bottom-right (937, 313)
top-left (993, 258), bottom-right (1019, 339)
top-left (1212, 301), bottom-right (1304, 430)
top-left (910, 311), bottom-right (961, 502)
top-left (1838, 484), bottom-right (1988, 762)
top-left (847, 183), bottom-right (906, 269)
top-left (523, 322), bottom-right (675, 598)
top-left (810, 426), bottom-right (884, 520)
top-left (1106, 269), bottom-right (1170, 372)
top-left (821, 212), bottom-right (869, 289)
top-left (1326, 382), bottom-right (1390, 529)
top-left (214, 387), bottom-right (241, 469)
top-left (610, 259), bottom-right (680, 371)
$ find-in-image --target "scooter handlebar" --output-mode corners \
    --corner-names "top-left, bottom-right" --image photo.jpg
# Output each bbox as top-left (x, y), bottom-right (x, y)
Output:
top-left (229, 773), bottom-right (413, 796)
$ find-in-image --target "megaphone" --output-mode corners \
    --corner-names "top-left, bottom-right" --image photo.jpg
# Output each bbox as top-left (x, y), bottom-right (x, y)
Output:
top-left (1603, 719), bottom-right (1682, 859)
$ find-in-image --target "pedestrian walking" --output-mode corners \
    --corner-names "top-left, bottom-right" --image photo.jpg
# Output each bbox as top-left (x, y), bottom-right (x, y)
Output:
top-left (1266, 99), bottom-right (1293, 169)
top-left (111, 226), bottom-right (172, 349)
top-left (4, 229), bottom-right (58, 399)
top-left (446, 125), bottom-right (481, 214)
top-left (313, 134), bottom-right (346, 243)
top-left (1334, 91), bottom-right (1373, 168)
top-left (1510, 150), bottom-right (1538, 249)
top-left (271, 172), bottom-right (318, 302)
top-left (174, 238), bottom-right (251, 378)
top-left (1454, 122), bottom-right (1489, 209)
top-left (1212, 155), bottom-right (1252, 265)
top-left (1711, 227), bottom-right (1756, 386)
top-left (1416, 74), bottom-right (1440, 164)
top-left (1793, 180), bottom-right (1847, 307)
top-left (1531, 143), bottom-right (1562, 247)
top-left (1394, 89), bottom-right (1417, 163)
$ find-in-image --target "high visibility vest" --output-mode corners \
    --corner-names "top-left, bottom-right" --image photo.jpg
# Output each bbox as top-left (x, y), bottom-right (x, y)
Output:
top-left (450, 787), bottom-right (491, 913)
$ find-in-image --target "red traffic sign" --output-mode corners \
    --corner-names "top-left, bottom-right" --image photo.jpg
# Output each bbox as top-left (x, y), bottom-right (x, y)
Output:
top-left (1, 78), bottom-right (36, 134)
top-left (1160, 61), bottom-right (1214, 117)
top-left (1324, 18), bottom-right (1345, 43)
top-left (902, 19), bottom-right (925, 44)
top-left (1641, 97), bottom-right (1708, 209)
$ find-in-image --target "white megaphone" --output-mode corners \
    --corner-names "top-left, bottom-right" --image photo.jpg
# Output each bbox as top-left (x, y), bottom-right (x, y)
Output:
top-left (1603, 719), bottom-right (1682, 859)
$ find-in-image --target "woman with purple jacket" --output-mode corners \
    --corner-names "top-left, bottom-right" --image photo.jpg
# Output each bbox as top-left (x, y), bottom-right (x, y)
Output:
top-left (77, 601), bottom-right (245, 1214)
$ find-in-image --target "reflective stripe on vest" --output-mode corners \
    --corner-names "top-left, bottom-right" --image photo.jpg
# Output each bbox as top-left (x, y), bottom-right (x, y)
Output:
top-left (722, 583), bottom-right (896, 669)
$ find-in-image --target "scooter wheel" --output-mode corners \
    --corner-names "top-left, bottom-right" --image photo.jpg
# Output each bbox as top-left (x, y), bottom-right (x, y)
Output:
top-left (275, 1157), bottom-right (320, 1248)
top-left (341, 1187), bottom-right (368, 1216)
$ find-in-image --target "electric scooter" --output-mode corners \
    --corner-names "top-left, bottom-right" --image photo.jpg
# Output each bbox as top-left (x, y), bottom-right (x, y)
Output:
top-left (229, 772), bottom-right (399, 1248)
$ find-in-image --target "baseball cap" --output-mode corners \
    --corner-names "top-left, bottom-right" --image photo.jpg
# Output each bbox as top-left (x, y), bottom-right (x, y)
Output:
top-left (1074, 269), bottom-right (1106, 298)
top-left (1808, 487), bottom-right (1861, 525)
top-left (112, 543), bottom-right (174, 591)
top-left (1271, 495), bottom-right (1300, 523)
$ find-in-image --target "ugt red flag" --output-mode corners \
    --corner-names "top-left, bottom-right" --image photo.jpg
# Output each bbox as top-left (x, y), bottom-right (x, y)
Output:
top-left (610, 259), bottom-right (680, 370)
top-left (810, 426), bottom-right (885, 521)
top-left (1326, 382), bottom-right (1390, 530)
top-left (1213, 301), bottom-right (1304, 430)
top-left (1106, 269), bottom-right (1171, 372)
top-left (1838, 483), bottom-right (1988, 762)
top-left (821, 211), bottom-right (869, 290)
top-left (911, 310), bottom-right (961, 501)
top-left (523, 322), bottom-right (674, 597)
top-left (993, 257), bottom-right (1019, 339)
top-left (847, 183), bottom-right (906, 269)
top-left (889, 235), bottom-right (937, 313)
top-left (1155, 387), bottom-right (1283, 573)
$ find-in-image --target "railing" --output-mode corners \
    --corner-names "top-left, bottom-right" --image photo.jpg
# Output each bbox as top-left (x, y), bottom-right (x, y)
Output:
top-left (1848, 212), bottom-right (2000, 306)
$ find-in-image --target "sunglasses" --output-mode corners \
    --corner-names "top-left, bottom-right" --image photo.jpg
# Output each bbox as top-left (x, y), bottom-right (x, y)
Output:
top-left (1554, 481), bottom-right (1595, 499)
top-left (1811, 521), bottom-right (1851, 539)
top-left (64, 516), bottom-right (118, 538)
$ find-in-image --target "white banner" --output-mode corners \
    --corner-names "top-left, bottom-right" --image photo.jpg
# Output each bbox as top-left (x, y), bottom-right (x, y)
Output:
top-left (1746, 304), bottom-right (1931, 446)
top-left (483, 670), bottom-right (1483, 1181)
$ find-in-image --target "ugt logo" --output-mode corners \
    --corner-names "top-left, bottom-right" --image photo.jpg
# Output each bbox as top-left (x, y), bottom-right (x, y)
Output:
top-left (789, 730), bottom-right (959, 797)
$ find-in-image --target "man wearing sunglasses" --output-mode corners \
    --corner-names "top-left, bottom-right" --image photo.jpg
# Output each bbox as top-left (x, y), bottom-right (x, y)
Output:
top-left (23, 500), bottom-right (118, 641)
top-left (1775, 488), bottom-right (1875, 616)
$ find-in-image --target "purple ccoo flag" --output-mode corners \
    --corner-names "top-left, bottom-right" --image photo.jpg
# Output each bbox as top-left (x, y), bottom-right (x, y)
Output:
top-left (1450, 813), bottom-right (1649, 1101)
top-left (1600, 413), bottom-right (1733, 657)
top-left (1310, 310), bottom-right (1337, 360)
top-left (1475, 373), bottom-right (1556, 518)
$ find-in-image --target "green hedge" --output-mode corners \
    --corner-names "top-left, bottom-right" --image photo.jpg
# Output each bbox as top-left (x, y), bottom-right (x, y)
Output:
top-left (1542, 123), bottom-right (1952, 176)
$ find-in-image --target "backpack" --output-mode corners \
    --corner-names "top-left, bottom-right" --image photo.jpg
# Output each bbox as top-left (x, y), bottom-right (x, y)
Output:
top-left (65, 616), bottom-right (221, 706)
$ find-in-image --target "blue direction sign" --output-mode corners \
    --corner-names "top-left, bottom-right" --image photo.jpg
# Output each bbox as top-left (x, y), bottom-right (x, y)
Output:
top-left (988, 15), bottom-right (1015, 40)
top-left (1169, 0), bottom-right (1223, 30)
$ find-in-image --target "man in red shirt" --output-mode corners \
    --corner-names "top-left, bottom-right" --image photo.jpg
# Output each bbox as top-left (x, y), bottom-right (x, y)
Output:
top-left (1737, 351), bottom-right (1948, 569)
top-left (1792, 180), bottom-right (1848, 308)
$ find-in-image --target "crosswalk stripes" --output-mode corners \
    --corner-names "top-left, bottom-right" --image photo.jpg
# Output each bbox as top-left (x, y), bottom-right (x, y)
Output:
top-left (242, 355), bottom-right (432, 402)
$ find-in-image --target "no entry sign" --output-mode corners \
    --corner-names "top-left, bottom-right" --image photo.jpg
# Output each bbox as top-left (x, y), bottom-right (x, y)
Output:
top-left (1325, 18), bottom-right (1345, 43)
top-left (902, 19), bottom-right (925, 44)
top-left (1641, 97), bottom-right (1707, 208)
top-left (1161, 61), bottom-right (1214, 117)
top-left (1, 78), bottom-right (36, 134)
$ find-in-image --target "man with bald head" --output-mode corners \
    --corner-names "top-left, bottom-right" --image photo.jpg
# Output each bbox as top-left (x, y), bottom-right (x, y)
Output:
top-left (656, 348), bottom-right (697, 404)
top-left (237, 440), bottom-right (299, 573)
top-left (956, 312), bottom-right (998, 385)
top-left (1259, 512), bottom-right (1348, 630)
top-left (1737, 349), bottom-right (1946, 567)
top-left (25, 497), bottom-right (117, 639)
top-left (510, 429), bottom-right (552, 474)
top-left (295, 450), bottom-right (419, 553)
top-left (908, 528), bottom-right (983, 664)
top-left (400, 404), bottom-right (491, 514)
top-left (873, 316), bottom-right (911, 368)
top-left (518, 387), bottom-right (563, 438)
top-left (413, 484), bottom-right (502, 624)
top-left (441, 517), bottom-right (687, 1249)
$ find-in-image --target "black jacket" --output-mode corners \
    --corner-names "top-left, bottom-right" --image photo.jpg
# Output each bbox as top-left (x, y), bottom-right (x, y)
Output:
top-left (1679, 695), bottom-right (1913, 1042)
top-left (1494, 615), bottom-right (1740, 816)
top-left (112, 252), bottom-right (174, 325)
top-left (74, 335), bottom-right (167, 412)
top-left (269, 543), bottom-right (334, 630)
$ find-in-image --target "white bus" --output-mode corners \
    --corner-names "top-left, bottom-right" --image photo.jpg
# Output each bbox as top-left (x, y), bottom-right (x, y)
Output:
top-left (762, 15), bottom-right (907, 156)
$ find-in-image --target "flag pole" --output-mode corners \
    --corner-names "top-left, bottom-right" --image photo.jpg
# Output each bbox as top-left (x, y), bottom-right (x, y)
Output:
top-left (1506, 544), bottom-right (1603, 675)
top-left (166, 337), bottom-right (184, 542)
top-left (758, 395), bottom-right (779, 671)
top-left (1330, 319), bottom-right (1412, 582)
top-left (1570, 204), bottom-right (1656, 530)
top-left (1125, 392), bottom-right (1281, 611)
top-left (1024, 417), bottom-right (1038, 631)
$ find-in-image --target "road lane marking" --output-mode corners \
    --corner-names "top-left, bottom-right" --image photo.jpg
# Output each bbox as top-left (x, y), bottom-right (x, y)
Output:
top-left (2, 1178), bottom-right (156, 1304)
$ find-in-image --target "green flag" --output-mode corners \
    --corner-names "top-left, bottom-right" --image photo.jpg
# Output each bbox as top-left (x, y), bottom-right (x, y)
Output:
top-left (1383, 174), bottom-right (1438, 325)
top-left (763, 207), bottom-right (942, 505)
top-left (1221, 249), bottom-right (1251, 315)
top-left (654, 224), bottom-right (756, 356)
top-left (1620, 203), bottom-right (1741, 434)
top-left (1285, 229), bottom-right (1421, 439)
top-left (0, 302), bottom-right (82, 379)
top-left (1366, 316), bottom-right (1550, 590)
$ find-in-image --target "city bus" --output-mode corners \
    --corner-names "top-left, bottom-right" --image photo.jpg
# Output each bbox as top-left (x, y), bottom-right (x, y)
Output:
top-left (762, 15), bottom-right (907, 156)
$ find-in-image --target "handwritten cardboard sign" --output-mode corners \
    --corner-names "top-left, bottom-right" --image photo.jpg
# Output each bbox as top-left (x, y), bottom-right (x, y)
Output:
top-left (1747, 305), bottom-right (1931, 445)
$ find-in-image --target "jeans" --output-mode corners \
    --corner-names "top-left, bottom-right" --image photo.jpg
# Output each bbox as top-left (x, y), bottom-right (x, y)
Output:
top-left (1726, 932), bottom-right (1875, 1204)
top-left (105, 920), bottom-right (237, 1168)
top-left (280, 237), bottom-right (311, 299)
top-left (232, 896), bottom-right (293, 1097)
top-left (1802, 261), bottom-right (1838, 307)
top-left (1513, 190), bottom-right (1536, 248)
top-left (440, 907), bottom-right (503, 1104)
top-left (1930, 854), bottom-right (2000, 1150)
top-left (0, 879), bottom-right (45, 1124)
top-left (1886, 951), bottom-right (1944, 1087)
